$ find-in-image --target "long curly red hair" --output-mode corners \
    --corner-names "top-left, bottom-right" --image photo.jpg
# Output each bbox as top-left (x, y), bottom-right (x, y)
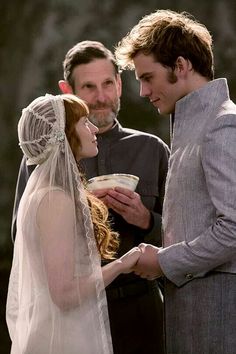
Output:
top-left (63, 94), bottom-right (119, 260)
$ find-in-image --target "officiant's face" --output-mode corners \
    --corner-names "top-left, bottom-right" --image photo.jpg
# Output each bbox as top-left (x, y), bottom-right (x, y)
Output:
top-left (59, 59), bottom-right (122, 134)
top-left (73, 59), bottom-right (121, 132)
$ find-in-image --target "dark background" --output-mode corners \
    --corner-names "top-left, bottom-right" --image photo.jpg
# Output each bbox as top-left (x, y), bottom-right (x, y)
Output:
top-left (1, 1), bottom-right (236, 352)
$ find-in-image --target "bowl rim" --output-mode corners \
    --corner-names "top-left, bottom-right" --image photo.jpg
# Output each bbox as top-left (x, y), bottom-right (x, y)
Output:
top-left (87, 173), bottom-right (139, 184)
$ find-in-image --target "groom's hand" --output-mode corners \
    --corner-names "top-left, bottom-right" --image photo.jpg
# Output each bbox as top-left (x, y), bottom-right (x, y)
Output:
top-left (134, 243), bottom-right (163, 280)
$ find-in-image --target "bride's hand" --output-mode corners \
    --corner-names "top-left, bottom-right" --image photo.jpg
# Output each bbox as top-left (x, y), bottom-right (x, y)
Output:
top-left (118, 247), bottom-right (141, 274)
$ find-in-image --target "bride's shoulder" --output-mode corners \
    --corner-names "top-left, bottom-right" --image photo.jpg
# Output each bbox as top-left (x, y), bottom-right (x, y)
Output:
top-left (36, 187), bottom-right (74, 226)
top-left (36, 187), bottom-right (73, 210)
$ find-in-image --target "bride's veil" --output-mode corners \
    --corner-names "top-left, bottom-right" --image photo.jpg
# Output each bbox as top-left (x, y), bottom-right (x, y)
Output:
top-left (6, 94), bottom-right (113, 354)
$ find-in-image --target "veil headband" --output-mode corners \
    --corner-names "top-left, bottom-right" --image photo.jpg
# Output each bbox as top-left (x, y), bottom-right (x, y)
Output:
top-left (18, 94), bottom-right (65, 165)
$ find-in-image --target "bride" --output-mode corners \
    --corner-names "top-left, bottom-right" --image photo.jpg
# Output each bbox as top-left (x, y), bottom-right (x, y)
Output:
top-left (6, 94), bottom-right (141, 354)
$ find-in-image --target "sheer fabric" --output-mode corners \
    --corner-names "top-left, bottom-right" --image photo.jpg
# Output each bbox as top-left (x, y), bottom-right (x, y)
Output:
top-left (6, 94), bottom-right (113, 353)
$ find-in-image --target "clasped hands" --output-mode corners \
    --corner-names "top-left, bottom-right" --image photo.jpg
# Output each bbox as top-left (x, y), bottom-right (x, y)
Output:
top-left (119, 243), bottom-right (163, 280)
top-left (134, 243), bottom-right (163, 280)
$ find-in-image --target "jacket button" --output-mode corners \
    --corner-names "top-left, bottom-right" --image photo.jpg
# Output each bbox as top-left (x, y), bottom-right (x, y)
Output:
top-left (185, 273), bottom-right (193, 280)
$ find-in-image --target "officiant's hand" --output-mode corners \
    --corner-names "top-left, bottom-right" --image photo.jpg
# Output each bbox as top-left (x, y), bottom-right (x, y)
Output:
top-left (91, 187), bottom-right (151, 229)
top-left (103, 187), bottom-right (151, 229)
top-left (134, 243), bottom-right (163, 280)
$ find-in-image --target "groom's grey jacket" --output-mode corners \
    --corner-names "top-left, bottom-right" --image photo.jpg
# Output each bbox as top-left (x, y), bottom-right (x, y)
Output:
top-left (159, 78), bottom-right (236, 286)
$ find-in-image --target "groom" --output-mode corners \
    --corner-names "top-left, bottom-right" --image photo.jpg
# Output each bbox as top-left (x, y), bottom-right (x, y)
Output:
top-left (115, 9), bottom-right (236, 354)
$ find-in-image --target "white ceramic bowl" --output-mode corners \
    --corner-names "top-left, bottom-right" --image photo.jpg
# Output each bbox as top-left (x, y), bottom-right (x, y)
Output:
top-left (87, 173), bottom-right (139, 192)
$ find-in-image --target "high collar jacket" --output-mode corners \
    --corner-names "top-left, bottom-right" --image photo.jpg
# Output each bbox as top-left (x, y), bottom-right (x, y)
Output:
top-left (159, 78), bottom-right (236, 286)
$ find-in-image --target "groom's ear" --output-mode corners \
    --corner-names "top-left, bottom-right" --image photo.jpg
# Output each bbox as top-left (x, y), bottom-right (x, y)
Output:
top-left (58, 80), bottom-right (73, 94)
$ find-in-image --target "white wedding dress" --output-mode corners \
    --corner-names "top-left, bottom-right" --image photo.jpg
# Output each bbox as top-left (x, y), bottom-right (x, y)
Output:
top-left (7, 185), bottom-right (112, 354)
